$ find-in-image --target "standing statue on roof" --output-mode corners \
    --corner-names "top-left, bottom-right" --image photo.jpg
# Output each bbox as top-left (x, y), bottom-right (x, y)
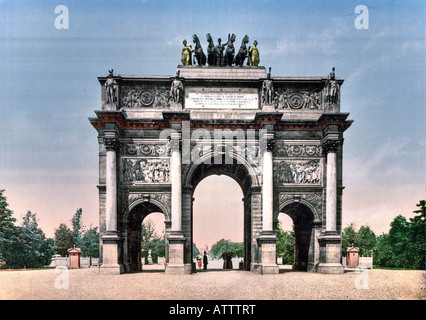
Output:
top-left (248, 40), bottom-right (260, 67)
top-left (181, 39), bottom-right (193, 66)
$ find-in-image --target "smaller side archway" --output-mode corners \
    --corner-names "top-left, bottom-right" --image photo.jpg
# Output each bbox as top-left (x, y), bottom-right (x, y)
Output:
top-left (278, 201), bottom-right (318, 271)
top-left (122, 200), bottom-right (168, 272)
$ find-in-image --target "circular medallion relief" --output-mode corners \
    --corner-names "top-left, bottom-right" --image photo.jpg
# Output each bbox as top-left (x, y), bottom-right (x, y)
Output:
top-left (288, 93), bottom-right (304, 109)
top-left (140, 91), bottom-right (154, 106)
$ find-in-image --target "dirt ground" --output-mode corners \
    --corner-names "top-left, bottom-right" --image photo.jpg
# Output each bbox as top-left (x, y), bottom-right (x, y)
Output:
top-left (0, 266), bottom-right (424, 300)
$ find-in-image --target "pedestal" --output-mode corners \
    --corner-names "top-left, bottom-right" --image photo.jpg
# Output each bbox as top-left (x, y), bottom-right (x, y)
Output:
top-left (100, 231), bottom-right (124, 274)
top-left (316, 231), bottom-right (344, 274)
top-left (165, 231), bottom-right (186, 274)
top-left (256, 231), bottom-right (279, 274)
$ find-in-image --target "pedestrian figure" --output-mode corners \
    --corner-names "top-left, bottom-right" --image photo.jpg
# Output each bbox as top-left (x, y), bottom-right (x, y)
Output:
top-left (203, 251), bottom-right (208, 270)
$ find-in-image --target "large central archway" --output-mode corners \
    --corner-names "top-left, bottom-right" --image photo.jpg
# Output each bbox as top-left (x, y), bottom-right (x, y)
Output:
top-left (193, 175), bottom-right (244, 270)
top-left (183, 152), bottom-right (260, 271)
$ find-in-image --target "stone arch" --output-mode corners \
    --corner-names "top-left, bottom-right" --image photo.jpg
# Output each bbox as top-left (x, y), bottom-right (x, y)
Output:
top-left (278, 198), bottom-right (320, 223)
top-left (182, 150), bottom-right (260, 271)
top-left (184, 149), bottom-right (260, 191)
top-left (123, 195), bottom-right (170, 224)
top-left (122, 199), bottom-right (168, 272)
top-left (278, 201), bottom-right (317, 271)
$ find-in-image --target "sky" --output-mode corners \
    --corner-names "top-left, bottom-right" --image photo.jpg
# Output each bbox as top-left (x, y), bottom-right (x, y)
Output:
top-left (0, 0), bottom-right (425, 249)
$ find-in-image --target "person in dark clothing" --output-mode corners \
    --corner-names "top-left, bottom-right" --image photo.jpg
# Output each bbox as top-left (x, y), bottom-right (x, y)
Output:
top-left (203, 252), bottom-right (208, 270)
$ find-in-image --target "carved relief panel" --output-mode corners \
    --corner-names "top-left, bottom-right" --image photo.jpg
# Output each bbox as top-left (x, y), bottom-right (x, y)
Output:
top-left (273, 141), bottom-right (323, 186)
top-left (121, 84), bottom-right (172, 109)
top-left (120, 141), bottom-right (171, 185)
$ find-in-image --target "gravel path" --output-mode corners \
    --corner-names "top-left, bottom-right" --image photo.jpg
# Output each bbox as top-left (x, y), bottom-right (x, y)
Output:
top-left (0, 267), bottom-right (424, 300)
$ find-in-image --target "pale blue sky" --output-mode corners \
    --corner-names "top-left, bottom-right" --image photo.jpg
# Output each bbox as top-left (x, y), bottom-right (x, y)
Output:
top-left (0, 0), bottom-right (425, 242)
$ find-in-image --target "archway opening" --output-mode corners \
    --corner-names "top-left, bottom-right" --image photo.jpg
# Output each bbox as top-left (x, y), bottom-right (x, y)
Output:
top-left (193, 175), bottom-right (244, 270)
top-left (279, 202), bottom-right (314, 271)
top-left (126, 202), bottom-right (166, 272)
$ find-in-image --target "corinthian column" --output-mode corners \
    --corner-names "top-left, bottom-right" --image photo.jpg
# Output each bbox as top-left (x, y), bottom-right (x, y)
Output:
top-left (323, 140), bottom-right (340, 233)
top-left (104, 137), bottom-right (119, 233)
top-left (262, 135), bottom-right (275, 232)
top-left (256, 131), bottom-right (279, 274)
top-left (166, 132), bottom-right (186, 274)
top-left (101, 135), bottom-right (123, 274)
top-left (317, 138), bottom-right (343, 274)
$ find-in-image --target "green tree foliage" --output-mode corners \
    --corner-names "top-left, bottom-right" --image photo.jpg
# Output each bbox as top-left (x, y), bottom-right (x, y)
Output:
top-left (81, 226), bottom-right (99, 258)
top-left (54, 223), bottom-right (74, 256)
top-left (0, 189), bottom-right (17, 264)
top-left (71, 208), bottom-right (85, 249)
top-left (409, 200), bottom-right (425, 270)
top-left (210, 239), bottom-right (244, 259)
top-left (373, 201), bottom-right (425, 269)
top-left (141, 218), bottom-right (165, 264)
top-left (192, 243), bottom-right (201, 259)
top-left (276, 221), bottom-right (294, 265)
top-left (342, 224), bottom-right (376, 257)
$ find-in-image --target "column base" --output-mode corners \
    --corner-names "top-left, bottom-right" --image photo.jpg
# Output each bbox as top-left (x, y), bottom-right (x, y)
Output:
top-left (100, 264), bottom-right (125, 275)
top-left (255, 231), bottom-right (279, 274)
top-left (166, 231), bottom-right (186, 275)
top-left (317, 231), bottom-right (344, 274)
top-left (101, 231), bottom-right (124, 274)
top-left (316, 263), bottom-right (344, 274)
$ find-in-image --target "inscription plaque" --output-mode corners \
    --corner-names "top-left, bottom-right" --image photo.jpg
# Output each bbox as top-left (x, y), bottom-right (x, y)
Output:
top-left (185, 89), bottom-right (259, 109)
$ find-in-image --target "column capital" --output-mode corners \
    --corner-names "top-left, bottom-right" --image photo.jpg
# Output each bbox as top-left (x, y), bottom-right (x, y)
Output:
top-left (169, 134), bottom-right (182, 152)
top-left (104, 137), bottom-right (120, 152)
top-left (260, 132), bottom-right (276, 153)
top-left (321, 139), bottom-right (340, 155)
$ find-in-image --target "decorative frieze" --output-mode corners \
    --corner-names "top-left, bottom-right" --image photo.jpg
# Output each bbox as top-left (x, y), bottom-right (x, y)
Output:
top-left (120, 143), bottom-right (169, 157)
top-left (274, 88), bottom-right (322, 110)
top-left (274, 159), bottom-right (322, 185)
top-left (274, 143), bottom-right (322, 157)
top-left (121, 85), bottom-right (171, 109)
top-left (121, 158), bottom-right (170, 184)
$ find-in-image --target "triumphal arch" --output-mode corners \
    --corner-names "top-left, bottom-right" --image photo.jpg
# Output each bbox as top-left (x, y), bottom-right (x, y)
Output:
top-left (89, 35), bottom-right (352, 275)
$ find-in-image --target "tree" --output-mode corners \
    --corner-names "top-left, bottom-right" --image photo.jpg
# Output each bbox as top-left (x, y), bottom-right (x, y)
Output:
top-left (276, 221), bottom-right (294, 265)
top-left (408, 200), bottom-right (425, 269)
top-left (141, 218), bottom-right (162, 264)
top-left (210, 239), bottom-right (243, 259)
top-left (356, 225), bottom-right (376, 257)
top-left (192, 243), bottom-right (201, 259)
top-left (71, 208), bottom-right (85, 249)
top-left (342, 224), bottom-right (375, 257)
top-left (81, 226), bottom-right (99, 258)
top-left (341, 223), bottom-right (357, 256)
top-left (0, 189), bottom-right (17, 264)
top-left (54, 223), bottom-right (74, 256)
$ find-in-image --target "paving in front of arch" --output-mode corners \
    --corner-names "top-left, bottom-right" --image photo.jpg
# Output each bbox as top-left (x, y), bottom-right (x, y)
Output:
top-left (0, 267), bottom-right (424, 300)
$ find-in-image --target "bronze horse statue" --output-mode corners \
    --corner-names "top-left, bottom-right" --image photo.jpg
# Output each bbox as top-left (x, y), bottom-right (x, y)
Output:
top-left (193, 34), bottom-right (206, 66)
top-left (206, 33), bottom-right (216, 66)
top-left (224, 33), bottom-right (236, 66)
top-left (234, 35), bottom-right (249, 66)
